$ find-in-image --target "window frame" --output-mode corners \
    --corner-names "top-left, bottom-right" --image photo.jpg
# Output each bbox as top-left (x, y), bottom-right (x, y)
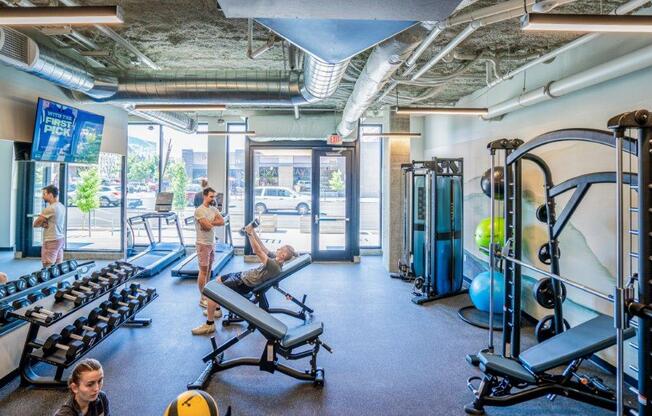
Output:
top-left (359, 123), bottom-right (383, 249)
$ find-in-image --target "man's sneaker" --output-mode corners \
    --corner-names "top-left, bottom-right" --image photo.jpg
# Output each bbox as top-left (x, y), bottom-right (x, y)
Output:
top-left (199, 299), bottom-right (207, 308)
top-left (203, 308), bottom-right (223, 319)
top-left (191, 322), bottom-right (215, 335)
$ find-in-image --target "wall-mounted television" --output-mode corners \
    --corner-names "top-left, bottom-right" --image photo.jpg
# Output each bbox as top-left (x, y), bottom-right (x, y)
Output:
top-left (31, 98), bottom-right (104, 164)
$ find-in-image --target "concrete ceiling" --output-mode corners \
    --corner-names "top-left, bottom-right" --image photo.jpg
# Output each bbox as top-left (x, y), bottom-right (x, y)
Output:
top-left (0, 0), bottom-right (633, 112)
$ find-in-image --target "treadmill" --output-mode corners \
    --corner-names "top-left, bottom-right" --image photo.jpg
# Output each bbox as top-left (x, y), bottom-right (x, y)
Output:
top-left (126, 193), bottom-right (186, 277)
top-left (171, 213), bottom-right (234, 278)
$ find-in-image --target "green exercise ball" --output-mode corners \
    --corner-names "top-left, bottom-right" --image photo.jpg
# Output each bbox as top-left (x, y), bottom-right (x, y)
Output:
top-left (474, 217), bottom-right (505, 249)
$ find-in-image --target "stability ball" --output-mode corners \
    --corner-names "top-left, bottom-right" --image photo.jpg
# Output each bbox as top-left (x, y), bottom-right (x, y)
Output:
top-left (474, 217), bottom-right (505, 250)
top-left (480, 167), bottom-right (505, 200)
top-left (469, 271), bottom-right (505, 314)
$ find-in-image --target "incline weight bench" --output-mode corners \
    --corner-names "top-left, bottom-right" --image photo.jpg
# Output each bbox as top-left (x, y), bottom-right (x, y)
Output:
top-left (222, 254), bottom-right (313, 326)
top-left (188, 281), bottom-right (331, 390)
top-left (465, 314), bottom-right (636, 414)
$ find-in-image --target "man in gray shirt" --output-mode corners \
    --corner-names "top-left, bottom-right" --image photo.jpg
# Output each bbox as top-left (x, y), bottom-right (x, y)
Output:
top-left (33, 185), bottom-right (66, 267)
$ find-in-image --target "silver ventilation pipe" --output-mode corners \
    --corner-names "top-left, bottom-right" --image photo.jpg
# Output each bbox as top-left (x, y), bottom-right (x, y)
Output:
top-left (0, 27), bottom-right (349, 129)
top-left (126, 108), bottom-right (197, 133)
top-left (336, 22), bottom-right (436, 138)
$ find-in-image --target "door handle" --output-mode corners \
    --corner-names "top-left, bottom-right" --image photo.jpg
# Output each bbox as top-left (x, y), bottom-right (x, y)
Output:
top-left (314, 215), bottom-right (319, 224)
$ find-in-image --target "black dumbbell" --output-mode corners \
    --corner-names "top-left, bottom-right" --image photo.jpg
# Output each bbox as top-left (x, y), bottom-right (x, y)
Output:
top-left (68, 260), bottom-right (78, 270)
top-left (73, 316), bottom-right (108, 338)
top-left (0, 285), bottom-right (7, 299)
top-left (88, 307), bottom-right (121, 329)
top-left (116, 261), bottom-right (139, 272)
top-left (37, 269), bottom-right (51, 283)
top-left (98, 301), bottom-right (129, 322)
top-left (60, 325), bottom-right (97, 349)
top-left (48, 265), bottom-right (61, 278)
top-left (102, 267), bottom-right (128, 280)
top-left (59, 262), bottom-right (71, 274)
top-left (20, 275), bottom-right (38, 288)
top-left (5, 281), bottom-right (17, 296)
top-left (92, 272), bottom-right (123, 287)
top-left (25, 306), bottom-right (61, 323)
top-left (41, 334), bottom-right (83, 361)
top-left (14, 279), bottom-right (27, 292)
top-left (120, 288), bottom-right (147, 305)
top-left (12, 298), bottom-right (29, 310)
top-left (54, 289), bottom-right (86, 306)
top-left (129, 284), bottom-right (156, 301)
top-left (0, 302), bottom-right (15, 324)
top-left (239, 218), bottom-right (260, 236)
top-left (71, 281), bottom-right (101, 298)
top-left (80, 277), bottom-right (108, 291)
top-left (108, 293), bottom-right (140, 314)
top-left (27, 292), bottom-right (44, 303)
top-left (41, 286), bottom-right (57, 296)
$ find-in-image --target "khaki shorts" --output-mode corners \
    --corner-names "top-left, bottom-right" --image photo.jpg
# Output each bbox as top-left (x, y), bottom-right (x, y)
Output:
top-left (196, 243), bottom-right (215, 268)
top-left (42, 238), bottom-right (64, 266)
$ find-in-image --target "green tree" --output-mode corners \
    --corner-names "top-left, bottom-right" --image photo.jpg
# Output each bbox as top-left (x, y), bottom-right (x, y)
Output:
top-left (127, 153), bottom-right (158, 183)
top-left (75, 167), bottom-right (101, 236)
top-left (166, 162), bottom-right (189, 211)
top-left (329, 170), bottom-right (345, 193)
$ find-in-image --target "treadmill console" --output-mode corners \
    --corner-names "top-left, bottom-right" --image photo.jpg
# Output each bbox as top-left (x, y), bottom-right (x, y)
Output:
top-left (155, 192), bottom-right (174, 212)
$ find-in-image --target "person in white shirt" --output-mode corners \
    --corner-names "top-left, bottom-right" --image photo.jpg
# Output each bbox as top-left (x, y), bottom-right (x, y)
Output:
top-left (33, 185), bottom-right (66, 267)
top-left (191, 187), bottom-right (225, 335)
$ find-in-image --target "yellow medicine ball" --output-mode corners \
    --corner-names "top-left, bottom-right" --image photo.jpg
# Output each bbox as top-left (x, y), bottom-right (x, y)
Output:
top-left (164, 390), bottom-right (220, 416)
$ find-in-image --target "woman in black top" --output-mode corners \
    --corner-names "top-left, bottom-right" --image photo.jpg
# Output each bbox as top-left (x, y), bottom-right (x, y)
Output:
top-left (54, 358), bottom-right (110, 416)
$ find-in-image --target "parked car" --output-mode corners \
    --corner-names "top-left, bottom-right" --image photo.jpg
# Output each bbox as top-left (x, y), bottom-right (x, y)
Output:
top-left (68, 185), bottom-right (122, 207)
top-left (254, 186), bottom-right (311, 215)
top-left (295, 179), bottom-right (311, 193)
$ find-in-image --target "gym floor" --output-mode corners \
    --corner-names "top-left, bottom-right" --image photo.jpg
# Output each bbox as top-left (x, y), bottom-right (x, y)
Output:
top-left (0, 255), bottom-right (625, 415)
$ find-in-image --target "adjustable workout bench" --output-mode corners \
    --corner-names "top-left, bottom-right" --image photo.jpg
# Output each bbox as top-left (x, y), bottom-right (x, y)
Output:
top-left (188, 281), bottom-right (331, 390)
top-left (465, 314), bottom-right (636, 415)
top-left (222, 254), bottom-right (313, 326)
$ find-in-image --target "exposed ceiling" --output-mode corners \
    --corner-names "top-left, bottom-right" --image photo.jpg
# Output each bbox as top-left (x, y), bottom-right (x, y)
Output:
top-left (0, 0), bottom-right (635, 114)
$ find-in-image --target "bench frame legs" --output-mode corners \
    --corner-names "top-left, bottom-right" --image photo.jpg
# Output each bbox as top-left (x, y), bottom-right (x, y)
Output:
top-left (465, 361), bottom-right (631, 415)
top-left (188, 325), bottom-right (325, 390)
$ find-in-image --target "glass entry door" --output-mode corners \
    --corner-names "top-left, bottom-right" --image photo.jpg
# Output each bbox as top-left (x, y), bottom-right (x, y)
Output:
top-left (311, 148), bottom-right (353, 261)
top-left (22, 162), bottom-right (62, 257)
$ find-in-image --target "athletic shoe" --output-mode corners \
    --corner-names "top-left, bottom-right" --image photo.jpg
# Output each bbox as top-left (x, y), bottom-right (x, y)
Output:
top-left (199, 299), bottom-right (207, 308)
top-left (191, 323), bottom-right (215, 335)
top-left (202, 308), bottom-right (223, 319)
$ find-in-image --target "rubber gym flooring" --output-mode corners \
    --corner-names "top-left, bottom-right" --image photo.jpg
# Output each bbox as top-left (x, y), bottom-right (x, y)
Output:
top-left (0, 255), bottom-right (629, 415)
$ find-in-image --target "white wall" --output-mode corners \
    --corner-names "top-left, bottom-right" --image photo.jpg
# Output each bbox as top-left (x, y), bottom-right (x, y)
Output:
top-left (416, 33), bottom-right (652, 375)
top-left (0, 140), bottom-right (15, 248)
top-left (0, 64), bottom-right (128, 155)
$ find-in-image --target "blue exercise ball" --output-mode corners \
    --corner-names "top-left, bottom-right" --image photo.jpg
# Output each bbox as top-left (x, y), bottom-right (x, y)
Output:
top-left (469, 271), bottom-right (505, 314)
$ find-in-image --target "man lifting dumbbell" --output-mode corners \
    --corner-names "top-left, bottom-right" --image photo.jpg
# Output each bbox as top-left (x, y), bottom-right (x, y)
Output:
top-left (60, 325), bottom-right (97, 349)
top-left (193, 187), bottom-right (224, 317)
top-left (41, 333), bottom-right (84, 362)
top-left (192, 217), bottom-right (297, 335)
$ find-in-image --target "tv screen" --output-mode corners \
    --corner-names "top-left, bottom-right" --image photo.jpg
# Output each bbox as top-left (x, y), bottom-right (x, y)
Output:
top-left (31, 98), bottom-right (104, 164)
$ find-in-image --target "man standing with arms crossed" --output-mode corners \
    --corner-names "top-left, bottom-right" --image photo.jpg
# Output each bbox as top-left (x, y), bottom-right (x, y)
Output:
top-left (33, 185), bottom-right (66, 267)
top-left (192, 187), bottom-right (225, 335)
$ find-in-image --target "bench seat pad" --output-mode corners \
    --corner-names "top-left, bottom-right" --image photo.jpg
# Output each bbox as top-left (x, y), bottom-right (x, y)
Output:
top-left (281, 322), bottom-right (324, 348)
top-left (478, 352), bottom-right (537, 384)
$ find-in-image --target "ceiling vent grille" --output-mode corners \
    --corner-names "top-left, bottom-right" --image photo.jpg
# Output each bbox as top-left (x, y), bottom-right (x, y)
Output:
top-left (0, 28), bottom-right (29, 65)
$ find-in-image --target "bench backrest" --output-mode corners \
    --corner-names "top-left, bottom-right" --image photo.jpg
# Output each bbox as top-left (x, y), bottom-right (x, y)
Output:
top-left (254, 254), bottom-right (312, 292)
top-left (203, 281), bottom-right (287, 338)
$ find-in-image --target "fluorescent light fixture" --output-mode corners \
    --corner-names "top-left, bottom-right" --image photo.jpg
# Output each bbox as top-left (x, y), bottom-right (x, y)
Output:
top-left (133, 104), bottom-right (226, 112)
top-left (0, 6), bottom-right (124, 26)
top-left (396, 106), bottom-right (488, 116)
top-left (521, 13), bottom-right (652, 33)
top-left (205, 131), bottom-right (256, 137)
top-left (362, 132), bottom-right (421, 138)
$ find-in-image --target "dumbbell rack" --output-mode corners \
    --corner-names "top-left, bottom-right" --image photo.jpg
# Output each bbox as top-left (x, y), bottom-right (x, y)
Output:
top-left (0, 261), bottom-right (95, 337)
top-left (11, 270), bottom-right (157, 387)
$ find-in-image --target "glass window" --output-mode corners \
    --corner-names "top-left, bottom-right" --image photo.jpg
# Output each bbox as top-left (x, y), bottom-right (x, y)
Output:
top-left (279, 189), bottom-right (291, 197)
top-left (255, 188), bottom-right (263, 196)
top-left (127, 124), bottom-right (161, 246)
top-left (227, 123), bottom-right (246, 247)
top-left (32, 162), bottom-right (60, 247)
top-left (360, 125), bottom-right (382, 248)
top-left (65, 153), bottom-right (123, 251)
top-left (160, 124), bottom-right (208, 244)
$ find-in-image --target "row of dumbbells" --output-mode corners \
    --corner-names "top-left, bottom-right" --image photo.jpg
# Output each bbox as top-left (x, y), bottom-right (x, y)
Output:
top-left (0, 260), bottom-right (80, 300)
top-left (0, 280), bottom-right (78, 325)
top-left (28, 285), bottom-right (156, 362)
top-left (53, 262), bottom-right (140, 308)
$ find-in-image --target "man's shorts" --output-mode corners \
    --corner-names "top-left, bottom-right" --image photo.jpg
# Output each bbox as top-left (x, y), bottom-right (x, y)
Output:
top-left (221, 272), bottom-right (252, 295)
top-left (42, 238), bottom-right (64, 266)
top-left (196, 243), bottom-right (215, 268)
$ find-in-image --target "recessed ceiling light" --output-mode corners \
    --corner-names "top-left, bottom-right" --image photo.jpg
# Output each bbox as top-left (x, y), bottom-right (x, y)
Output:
top-left (395, 107), bottom-right (488, 116)
top-left (0, 6), bottom-right (124, 26)
top-left (521, 13), bottom-right (652, 33)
